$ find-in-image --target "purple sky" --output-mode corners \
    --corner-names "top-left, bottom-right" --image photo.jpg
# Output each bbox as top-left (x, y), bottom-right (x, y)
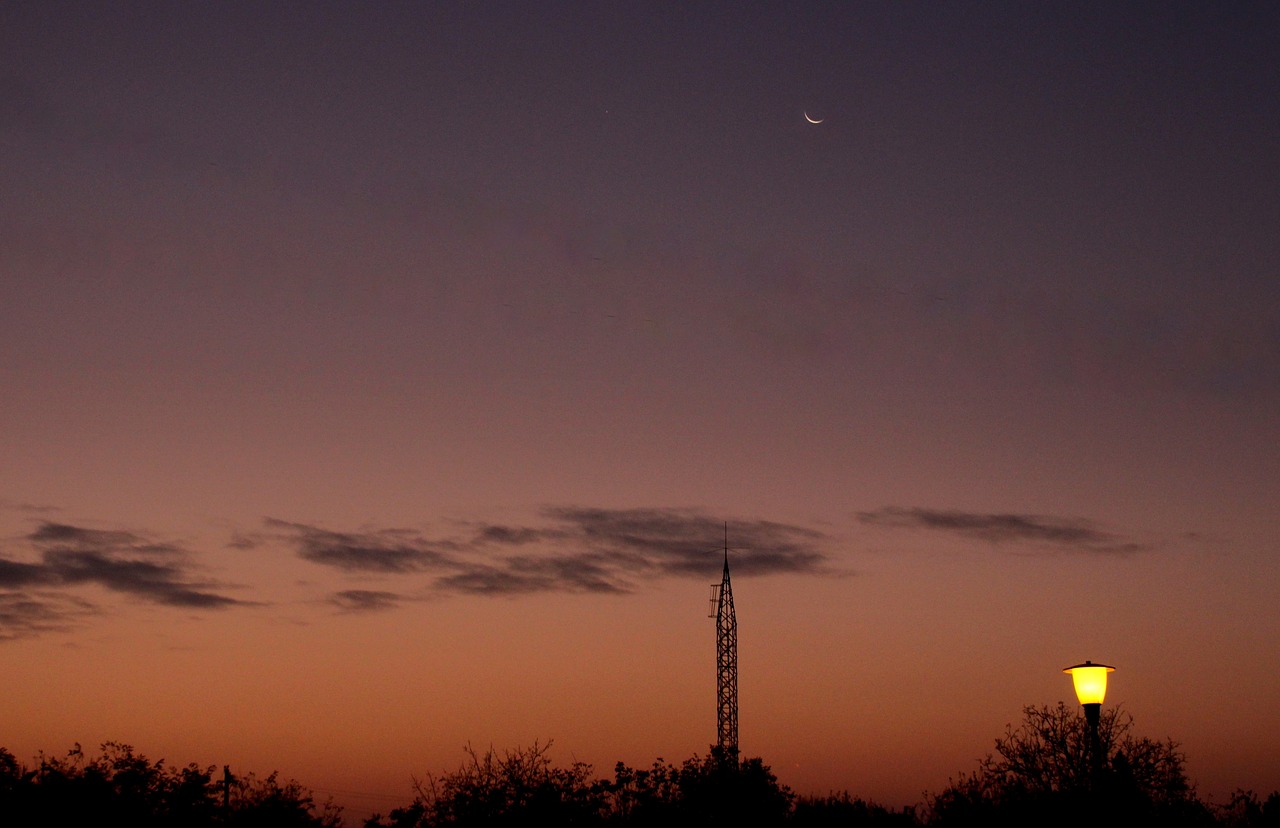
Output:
top-left (2, 2), bottom-right (1278, 821)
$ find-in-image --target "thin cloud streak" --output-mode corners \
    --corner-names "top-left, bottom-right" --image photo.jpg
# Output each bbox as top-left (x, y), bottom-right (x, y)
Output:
top-left (538, 507), bottom-right (829, 577)
top-left (265, 518), bottom-right (460, 573)
top-left (0, 499), bottom-right (60, 516)
top-left (330, 590), bottom-right (403, 613)
top-left (26, 523), bottom-right (249, 605)
top-left (0, 592), bottom-right (95, 641)
top-left (279, 506), bottom-right (833, 601)
top-left (857, 507), bottom-right (1147, 554)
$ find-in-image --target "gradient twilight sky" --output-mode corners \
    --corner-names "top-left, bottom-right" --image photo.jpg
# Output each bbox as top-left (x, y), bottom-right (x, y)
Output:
top-left (2, 0), bottom-right (1278, 819)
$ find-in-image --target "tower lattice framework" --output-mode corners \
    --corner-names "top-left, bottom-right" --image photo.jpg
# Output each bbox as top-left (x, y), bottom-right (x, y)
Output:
top-left (709, 546), bottom-right (738, 760)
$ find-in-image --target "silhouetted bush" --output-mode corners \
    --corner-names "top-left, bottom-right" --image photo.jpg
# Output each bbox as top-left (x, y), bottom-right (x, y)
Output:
top-left (366, 743), bottom-right (793, 828)
top-left (925, 703), bottom-right (1215, 827)
top-left (0, 742), bottom-right (340, 828)
top-left (6, 728), bottom-right (1276, 827)
top-left (791, 791), bottom-right (917, 827)
top-left (663, 748), bottom-right (793, 826)
top-left (1218, 790), bottom-right (1280, 828)
top-left (369, 742), bottom-right (602, 828)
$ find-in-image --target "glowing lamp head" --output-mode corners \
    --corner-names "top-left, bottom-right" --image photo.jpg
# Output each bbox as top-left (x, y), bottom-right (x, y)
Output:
top-left (1063, 661), bottom-right (1115, 706)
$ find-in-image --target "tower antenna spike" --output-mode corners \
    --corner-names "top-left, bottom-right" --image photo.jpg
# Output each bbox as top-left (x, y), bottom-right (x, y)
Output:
top-left (710, 522), bottom-right (739, 763)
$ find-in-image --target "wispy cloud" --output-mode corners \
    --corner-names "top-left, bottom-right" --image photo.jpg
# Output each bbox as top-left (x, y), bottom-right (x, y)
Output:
top-left (0, 558), bottom-right (48, 588)
top-left (857, 507), bottom-right (1147, 554)
top-left (534, 507), bottom-right (828, 577)
top-left (0, 499), bottom-right (60, 516)
top-left (266, 519), bottom-right (458, 573)
top-left (435, 553), bottom-right (629, 596)
top-left (278, 507), bottom-right (832, 599)
top-left (0, 592), bottom-right (95, 641)
top-left (0, 522), bottom-right (249, 639)
top-left (330, 590), bottom-right (404, 613)
top-left (28, 523), bottom-right (249, 606)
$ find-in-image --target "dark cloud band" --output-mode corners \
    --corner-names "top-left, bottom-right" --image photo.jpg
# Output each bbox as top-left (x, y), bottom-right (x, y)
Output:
top-left (330, 590), bottom-right (403, 612)
top-left (0, 522), bottom-right (247, 639)
top-left (0, 592), bottom-right (95, 640)
top-left (280, 506), bottom-right (832, 599)
top-left (265, 519), bottom-right (458, 573)
top-left (857, 507), bottom-right (1146, 554)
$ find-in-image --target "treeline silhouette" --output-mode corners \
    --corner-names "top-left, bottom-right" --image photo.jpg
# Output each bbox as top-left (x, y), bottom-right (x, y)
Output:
top-left (3, 705), bottom-right (1278, 827)
top-left (0, 741), bottom-right (341, 827)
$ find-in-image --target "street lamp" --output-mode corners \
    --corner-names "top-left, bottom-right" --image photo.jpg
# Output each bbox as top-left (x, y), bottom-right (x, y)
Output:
top-left (1063, 660), bottom-right (1114, 723)
top-left (1063, 660), bottom-right (1115, 782)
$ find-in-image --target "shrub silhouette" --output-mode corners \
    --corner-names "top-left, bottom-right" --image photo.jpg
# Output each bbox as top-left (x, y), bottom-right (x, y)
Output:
top-left (926, 702), bottom-right (1213, 827)
top-left (0, 742), bottom-right (339, 828)
top-left (1217, 789), bottom-right (1280, 828)
top-left (365, 743), bottom-right (794, 828)
top-left (6, 725), bottom-right (1276, 827)
top-left (790, 792), bottom-right (917, 827)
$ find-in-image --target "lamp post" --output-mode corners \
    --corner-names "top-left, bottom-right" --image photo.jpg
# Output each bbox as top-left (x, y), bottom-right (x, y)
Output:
top-left (1063, 660), bottom-right (1115, 784)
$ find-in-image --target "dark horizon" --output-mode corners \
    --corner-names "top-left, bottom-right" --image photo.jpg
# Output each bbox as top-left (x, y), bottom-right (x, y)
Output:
top-left (5, 704), bottom-right (1274, 828)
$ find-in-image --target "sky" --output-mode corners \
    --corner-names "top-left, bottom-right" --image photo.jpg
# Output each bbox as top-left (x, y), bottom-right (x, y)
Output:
top-left (2, 0), bottom-right (1278, 820)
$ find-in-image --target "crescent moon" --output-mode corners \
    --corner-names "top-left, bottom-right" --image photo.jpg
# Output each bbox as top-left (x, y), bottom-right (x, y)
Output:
top-left (804, 111), bottom-right (824, 124)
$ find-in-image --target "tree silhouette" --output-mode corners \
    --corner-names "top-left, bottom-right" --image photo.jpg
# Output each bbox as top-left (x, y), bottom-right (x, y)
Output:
top-left (368, 741), bottom-right (601, 828)
top-left (366, 743), bottom-right (794, 828)
top-left (926, 702), bottom-right (1212, 827)
top-left (791, 792), bottom-right (918, 827)
top-left (662, 747), bottom-right (793, 826)
top-left (1217, 789), bottom-right (1280, 828)
top-left (5, 731), bottom-right (1276, 827)
top-left (0, 742), bottom-right (339, 828)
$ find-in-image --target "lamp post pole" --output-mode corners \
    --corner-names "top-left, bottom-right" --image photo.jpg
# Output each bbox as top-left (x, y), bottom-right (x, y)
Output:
top-left (1063, 660), bottom-right (1115, 787)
